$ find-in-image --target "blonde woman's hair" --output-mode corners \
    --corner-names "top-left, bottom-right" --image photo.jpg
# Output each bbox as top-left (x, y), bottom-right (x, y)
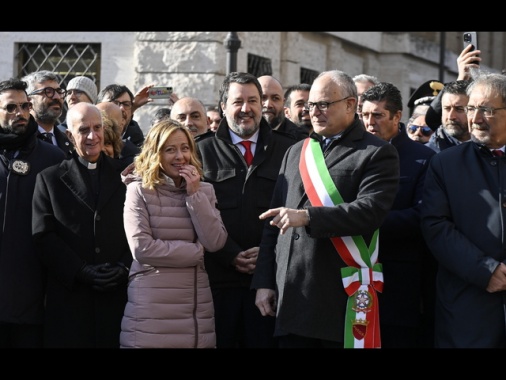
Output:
top-left (135, 119), bottom-right (203, 190)
top-left (101, 111), bottom-right (124, 158)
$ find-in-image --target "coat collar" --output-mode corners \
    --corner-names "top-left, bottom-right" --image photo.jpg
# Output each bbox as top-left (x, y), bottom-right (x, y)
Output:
top-left (60, 152), bottom-right (123, 211)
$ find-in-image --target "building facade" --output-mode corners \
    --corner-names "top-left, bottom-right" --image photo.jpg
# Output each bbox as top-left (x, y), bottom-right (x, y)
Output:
top-left (0, 31), bottom-right (503, 131)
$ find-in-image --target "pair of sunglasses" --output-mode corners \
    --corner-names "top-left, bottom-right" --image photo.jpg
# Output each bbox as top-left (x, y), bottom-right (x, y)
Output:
top-left (1, 102), bottom-right (32, 114)
top-left (407, 125), bottom-right (432, 136)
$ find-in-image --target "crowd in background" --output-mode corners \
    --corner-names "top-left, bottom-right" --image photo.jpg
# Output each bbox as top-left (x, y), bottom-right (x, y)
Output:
top-left (2, 41), bottom-right (506, 349)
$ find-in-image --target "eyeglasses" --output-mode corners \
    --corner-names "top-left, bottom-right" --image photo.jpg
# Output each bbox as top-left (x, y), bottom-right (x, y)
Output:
top-left (464, 105), bottom-right (506, 118)
top-left (66, 89), bottom-right (84, 97)
top-left (408, 125), bottom-right (432, 136)
top-left (1, 102), bottom-right (32, 114)
top-left (306, 96), bottom-right (350, 112)
top-left (111, 100), bottom-right (132, 109)
top-left (29, 87), bottom-right (67, 98)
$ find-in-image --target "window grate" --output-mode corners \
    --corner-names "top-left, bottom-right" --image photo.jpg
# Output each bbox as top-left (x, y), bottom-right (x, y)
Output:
top-left (15, 43), bottom-right (101, 123)
top-left (248, 54), bottom-right (272, 77)
top-left (300, 67), bottom-right (319, 85)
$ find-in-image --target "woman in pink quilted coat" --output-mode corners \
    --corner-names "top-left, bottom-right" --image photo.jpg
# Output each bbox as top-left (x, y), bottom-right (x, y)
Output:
top-left (120, 120), bottom-right (227, 348)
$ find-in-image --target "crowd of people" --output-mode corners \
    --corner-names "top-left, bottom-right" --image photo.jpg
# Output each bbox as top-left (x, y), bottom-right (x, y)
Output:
top-left (1, 41), bottom-right (506, 349)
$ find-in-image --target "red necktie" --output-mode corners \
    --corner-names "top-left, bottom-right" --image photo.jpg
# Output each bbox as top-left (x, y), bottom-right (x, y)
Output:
top-left (240, 141), bottom-right (253, 167)
top-left (493, 149), bottom-right (504, 157)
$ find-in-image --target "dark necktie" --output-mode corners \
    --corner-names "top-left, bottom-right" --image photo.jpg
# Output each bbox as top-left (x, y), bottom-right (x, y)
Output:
top-left (240, 141), bottom-right (253, 167)
top-left (493, 149), bottom-right (504, 157)
top-left (322, 138), bottom-right (333, 151)
top-left (39, 132), bottom-right (54, 144)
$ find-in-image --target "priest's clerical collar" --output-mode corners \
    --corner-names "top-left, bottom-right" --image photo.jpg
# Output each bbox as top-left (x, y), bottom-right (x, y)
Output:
top-left (78, 156), bottom-right (100, 170)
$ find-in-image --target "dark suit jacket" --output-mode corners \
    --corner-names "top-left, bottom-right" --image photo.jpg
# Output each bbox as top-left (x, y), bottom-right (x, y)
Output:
top-left (37, 125), bottom-right (73, 158)
top-left (123, 119), bottom-right (144, 147)
top-left (197, 118), bottom-right (297, 289)
top-left (252, 117), bottom-right (400, 342)
top-left (276, 118), bottom-right (308, 141)
top-left (118, 139), bottom-right (141, 170)
top-left (376, 124), bottom-right (436, 330)
top-left (421, 142), bottom-right (506, 348)
top-left (32, 152), bottom-right (132, 348)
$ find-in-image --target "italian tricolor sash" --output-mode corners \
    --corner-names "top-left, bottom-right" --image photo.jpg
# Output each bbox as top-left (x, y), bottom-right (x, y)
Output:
top-left (299, 138), bottom-right (383, 349)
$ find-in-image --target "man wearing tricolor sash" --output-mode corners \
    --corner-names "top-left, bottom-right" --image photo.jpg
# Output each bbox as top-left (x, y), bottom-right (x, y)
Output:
top-left (251, 70), bottom-right (400, 348)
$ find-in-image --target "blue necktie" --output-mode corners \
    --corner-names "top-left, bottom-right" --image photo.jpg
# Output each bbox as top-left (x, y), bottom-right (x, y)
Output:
top-left (323, 138), bottom-right (333, 151)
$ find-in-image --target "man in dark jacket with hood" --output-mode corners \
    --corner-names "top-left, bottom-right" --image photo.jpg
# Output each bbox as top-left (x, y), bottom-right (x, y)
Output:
top-left (0, 78), bottom-right (65, 348)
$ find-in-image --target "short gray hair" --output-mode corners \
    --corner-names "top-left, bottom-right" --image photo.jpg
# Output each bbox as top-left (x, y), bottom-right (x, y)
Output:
top-left (21, 70), bottom-right (61, 95)
top-left (353, 74), bottom-right (379, 86)
top-left (467, 71), bottom-right (506, 106)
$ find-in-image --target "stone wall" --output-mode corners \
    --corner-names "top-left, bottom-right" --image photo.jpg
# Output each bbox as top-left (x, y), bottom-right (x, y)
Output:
top-left (0, 31), bottom-right (503, 130)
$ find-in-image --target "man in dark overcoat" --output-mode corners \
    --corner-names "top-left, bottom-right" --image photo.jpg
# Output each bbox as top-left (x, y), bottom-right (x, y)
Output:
top-left (252, 70), bottom-right (400, 348)
top-left (0, 78), bottom-right (65, 348)
top-left (32, 102), bottom-right (131, 348)
top-left (421, 72), bottom-right (506, 348)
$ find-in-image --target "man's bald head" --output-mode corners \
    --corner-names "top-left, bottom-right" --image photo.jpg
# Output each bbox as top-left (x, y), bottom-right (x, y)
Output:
top-left (96, 101), bottom-right (127, 135)
top-left (67, 102), bottom-right (102, 131)
top-left (170, 96), bottom-right (210, 137)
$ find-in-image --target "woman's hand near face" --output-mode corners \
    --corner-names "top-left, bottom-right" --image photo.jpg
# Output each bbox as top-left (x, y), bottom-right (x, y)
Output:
top-left (180, 164), bottom-right (200, 195)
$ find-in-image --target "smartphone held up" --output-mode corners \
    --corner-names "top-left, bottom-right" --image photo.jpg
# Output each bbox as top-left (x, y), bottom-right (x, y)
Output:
top-left (463, 32), bottom-right (480, 65)
top-left (463, 31), bottom-right (478, 51)
top-left (149, 86), bottom-right (173, 99)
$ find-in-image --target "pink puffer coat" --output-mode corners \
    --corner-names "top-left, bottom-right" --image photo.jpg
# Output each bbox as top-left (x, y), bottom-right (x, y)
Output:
top-left (120, 177), bottom-right (227, 348)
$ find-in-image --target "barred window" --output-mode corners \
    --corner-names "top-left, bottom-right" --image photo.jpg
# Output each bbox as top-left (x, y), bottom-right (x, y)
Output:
top-left (248, 54), bottom-right (272, 77)
top-left (301, 67), bottom-right (319, 85)
top-left (15, 43), bottom-right (101, 123)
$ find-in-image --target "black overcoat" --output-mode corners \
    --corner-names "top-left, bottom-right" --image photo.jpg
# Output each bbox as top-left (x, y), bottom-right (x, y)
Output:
top-left (377, 125), bottom-right (436, 331)
top-left (252, 118), bottom-right (400, 342)
top-left (0, 128), bottom-right (65, 324)
top-left (32, 153), bottom-right (132, 348)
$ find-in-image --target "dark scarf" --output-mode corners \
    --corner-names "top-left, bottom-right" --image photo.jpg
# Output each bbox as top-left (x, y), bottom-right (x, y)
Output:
top-left (0, 116), bottom-right (38, 151)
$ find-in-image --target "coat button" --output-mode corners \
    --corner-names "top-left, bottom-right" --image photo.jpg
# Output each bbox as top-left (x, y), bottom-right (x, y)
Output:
top-left (294, 233), bottom-right (300, 240)
top-left (95, 247), bottom-right (100, 253)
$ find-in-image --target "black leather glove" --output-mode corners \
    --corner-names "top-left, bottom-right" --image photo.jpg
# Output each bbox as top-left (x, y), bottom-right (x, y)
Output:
top-left (76, 263), bottom-right (127, 291)
top-left (92, 262), bottom-right (130, 292)
top-left (76, 264), bottom-right (113, 287)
